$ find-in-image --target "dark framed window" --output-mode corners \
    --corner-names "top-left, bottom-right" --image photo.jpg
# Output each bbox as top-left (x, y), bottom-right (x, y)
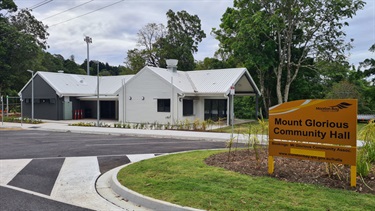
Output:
top-left (183, 99), bottom-right (194, 116)
top-left (157, 99), bottom-right (170, 112)
top-left (204, 99), bottom-right (227, 121)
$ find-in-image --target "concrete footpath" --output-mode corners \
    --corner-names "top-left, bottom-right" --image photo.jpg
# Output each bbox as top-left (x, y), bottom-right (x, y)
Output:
top-left (0, 120), bottom-right (266, 144)
top-left (1, 120), bottom-right (263, 211)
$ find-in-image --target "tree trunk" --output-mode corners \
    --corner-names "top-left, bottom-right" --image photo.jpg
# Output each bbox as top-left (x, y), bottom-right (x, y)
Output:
top-left (276, 65), bottom-right (283, 104)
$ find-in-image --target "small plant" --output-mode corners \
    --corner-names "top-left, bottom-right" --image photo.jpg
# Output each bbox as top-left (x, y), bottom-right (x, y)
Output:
top-left (206, 119), bottom-right (214, 131)
top-left (165, 122), bottom-right (170, 130)
top-left (217, 118), bottom-right (224, 132)
top-left (226, 136), bottom-right (236, 161)
top-left (177, 121), bottom-right (184, 130)
top-left (69, 122), bottom-right (95, 127)
top-left (3, 116), bottom-right (42, 124)
top-left (193, 119), bottom-right (200, 130)
top-left (243, 123), bottom-right (261, 165)
top-left (357, 152), bottom-right (371, 177)
top-left (357, 119), bottom-right (375, 177)
top-left (183, 119), bottom-right (191, 130)
top-left (257, 116), bottom-right (269, 144)
top-left (201, 120), bottom-right (207, 131)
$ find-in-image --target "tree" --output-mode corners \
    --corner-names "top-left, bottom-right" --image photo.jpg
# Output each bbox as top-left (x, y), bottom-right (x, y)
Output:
top-left (195, 57), bottom-right (227, 70)
top-left (213, 0), bottom-right (365, 105)
top-left (124, 48), bottom-right (146, 73)
top-left (137, 23), bottom-right (166, 67)
top-left (124, 23), bottom-right (166, 71)
top-left (360, 44), bottom-right (375, 84)
top-left (0, 0), bottom-right (17, 15)
top-left (0, 3), bottom-right (49, 94)
top-left (126, 10), bottom-right (206, 72)
top-left (156, 10), bottom-right (206, 71)
top-left (357, 44), bottom-right (375, 113)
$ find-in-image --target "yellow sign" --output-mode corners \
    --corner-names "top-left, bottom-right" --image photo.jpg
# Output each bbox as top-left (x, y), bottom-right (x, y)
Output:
top-left (268, 99), bottom-right (357, 186)
top-left (269, 140), bottom-right (356, 165)
top-left (269, 99), bottom-right (357, 146)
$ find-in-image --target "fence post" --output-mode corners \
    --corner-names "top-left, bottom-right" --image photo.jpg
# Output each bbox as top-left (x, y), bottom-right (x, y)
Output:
top-left (1, 96), bottom-right (3, 126)
top-left (6, 95), bottom-right (9, 117)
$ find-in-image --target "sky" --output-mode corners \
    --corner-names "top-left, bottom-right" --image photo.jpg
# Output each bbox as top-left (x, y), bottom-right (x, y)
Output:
top-left (13, 0), bottom-right (375, 68)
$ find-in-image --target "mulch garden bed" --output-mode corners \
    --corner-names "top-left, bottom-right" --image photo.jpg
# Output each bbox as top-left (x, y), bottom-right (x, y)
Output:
top-left (205, 147), bottom-right (375, 195)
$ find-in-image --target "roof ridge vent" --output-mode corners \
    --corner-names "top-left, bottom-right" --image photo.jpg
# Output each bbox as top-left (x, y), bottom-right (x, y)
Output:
top-left (166, 59), bottom-right (178, 72)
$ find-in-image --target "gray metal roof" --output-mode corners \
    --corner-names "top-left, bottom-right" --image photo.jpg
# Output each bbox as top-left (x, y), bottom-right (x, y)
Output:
top-left (19, 71), bottom-right (134, 97)
top-left (19, 67), bottom-right (260, 98)
top-left (145, 67), bottom-right (260, 96)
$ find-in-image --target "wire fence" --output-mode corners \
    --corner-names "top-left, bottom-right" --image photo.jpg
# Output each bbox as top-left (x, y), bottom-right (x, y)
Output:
top-left (0, 96), bottom-right (21, 117)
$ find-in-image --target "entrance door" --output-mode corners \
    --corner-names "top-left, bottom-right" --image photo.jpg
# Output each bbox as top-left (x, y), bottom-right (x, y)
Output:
top-left (100, 101), bottom-right (116, 119)
top-left (204, 99), bottom-right (227, 121)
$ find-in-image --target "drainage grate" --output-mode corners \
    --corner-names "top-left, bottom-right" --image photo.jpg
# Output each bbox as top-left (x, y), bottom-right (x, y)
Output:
top-left (29, 126), bottom-right (40, 129)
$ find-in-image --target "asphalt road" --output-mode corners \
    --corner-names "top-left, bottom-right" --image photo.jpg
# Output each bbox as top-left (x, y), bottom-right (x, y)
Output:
top-left (0, 130), bottom-right (226, 159)
top-left (0, 130), bottom-right (228, 210)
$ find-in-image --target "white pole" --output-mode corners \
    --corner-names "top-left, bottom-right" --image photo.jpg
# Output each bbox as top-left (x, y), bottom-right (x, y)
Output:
top-left (230, 84), bottom-right (235, 138)
top-left (84, 36), bottom-right (92, 75)
top-left (123, 78), bottom-right (126, 122)
top-left (1, 96), bottom-right (3, 126)
top-left (6, 95), bottom-right (9, 117)
top-left (27, 70), bottom-right (34, 122)
top-left (171, 76), bottom-right (174, 123)
top-left (97, 62), bottom-right (100, 127)
top-left (31, 73), bottom-right (34, 122)
top-left (20, 96), bottom-right (23, 126)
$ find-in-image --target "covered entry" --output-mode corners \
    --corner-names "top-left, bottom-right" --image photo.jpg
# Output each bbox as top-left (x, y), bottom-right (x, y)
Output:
top-left (79, 99), bottom-right (118, 120)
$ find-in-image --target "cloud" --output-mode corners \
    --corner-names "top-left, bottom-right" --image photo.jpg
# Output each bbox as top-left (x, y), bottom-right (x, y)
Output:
top-left (14, 0), bottom-right (374, 67)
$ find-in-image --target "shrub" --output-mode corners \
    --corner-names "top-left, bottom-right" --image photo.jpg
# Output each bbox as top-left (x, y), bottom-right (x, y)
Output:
top-left (357, 119), bottom-right (375, 177)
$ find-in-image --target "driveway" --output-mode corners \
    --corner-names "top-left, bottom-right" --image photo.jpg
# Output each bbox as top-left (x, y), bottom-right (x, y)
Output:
top-left (0, 130), bottom-right (227, 210)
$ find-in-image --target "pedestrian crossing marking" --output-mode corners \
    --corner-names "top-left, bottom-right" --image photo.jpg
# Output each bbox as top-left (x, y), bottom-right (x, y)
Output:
top-left (0, 159), bottom-right (32, 185)
top-left (0, 154), bottom-right (157, 210)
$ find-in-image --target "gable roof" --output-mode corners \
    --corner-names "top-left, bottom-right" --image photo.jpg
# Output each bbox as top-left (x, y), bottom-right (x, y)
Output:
top-left (134, 66), bottom-right (260, 96)
top-left (19, 71), bottom-right (134, 97)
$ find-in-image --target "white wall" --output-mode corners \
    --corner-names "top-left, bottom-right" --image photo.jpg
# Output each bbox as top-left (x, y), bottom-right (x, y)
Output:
top-left (118, 67), bottom-right (231, 125)
top-left (123, 69), bottom-right (174, 124)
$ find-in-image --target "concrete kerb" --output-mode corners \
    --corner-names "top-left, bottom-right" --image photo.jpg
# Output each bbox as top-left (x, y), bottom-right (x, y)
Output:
top-left (105, 151), bottom-right (207, 211)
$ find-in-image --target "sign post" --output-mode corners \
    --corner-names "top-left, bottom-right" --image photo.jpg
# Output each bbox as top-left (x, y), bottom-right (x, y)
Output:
top-left (268, 99), bottom-right (357, 186)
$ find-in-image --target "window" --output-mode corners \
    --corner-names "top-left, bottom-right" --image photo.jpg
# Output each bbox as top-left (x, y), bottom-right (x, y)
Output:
top-left (157, 99), bottom-right (170, 112)
top-left (183, 99), bottom-right (194, 116)
top-left (204, 99), bottom-right (227, 121)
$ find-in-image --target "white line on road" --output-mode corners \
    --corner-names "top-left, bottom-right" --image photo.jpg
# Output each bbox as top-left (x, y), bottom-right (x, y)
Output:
top-left (51, 157), bottom-right (123, 210)
top-left (0, 159), bottom-right (31, 185)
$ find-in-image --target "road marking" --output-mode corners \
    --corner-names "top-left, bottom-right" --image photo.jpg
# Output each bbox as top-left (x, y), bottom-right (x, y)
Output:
top-left (127, 154), bottom-right (156, 163)
top-left (0, 159), bottom-right (31, 185)
top-left (51, 157), bottom-right (123, 210)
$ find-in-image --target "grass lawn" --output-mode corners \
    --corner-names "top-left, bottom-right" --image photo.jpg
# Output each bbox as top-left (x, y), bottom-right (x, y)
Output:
top-left (212, 120), bottom-right (267, 134)
top-left (118, 150), bottom-right (375, 210)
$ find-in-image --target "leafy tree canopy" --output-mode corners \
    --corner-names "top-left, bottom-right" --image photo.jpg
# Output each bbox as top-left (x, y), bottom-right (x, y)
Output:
top-left (213, 0), bottom-right (365, 105)
top-left (125, 10), bottom-right (206, 72)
